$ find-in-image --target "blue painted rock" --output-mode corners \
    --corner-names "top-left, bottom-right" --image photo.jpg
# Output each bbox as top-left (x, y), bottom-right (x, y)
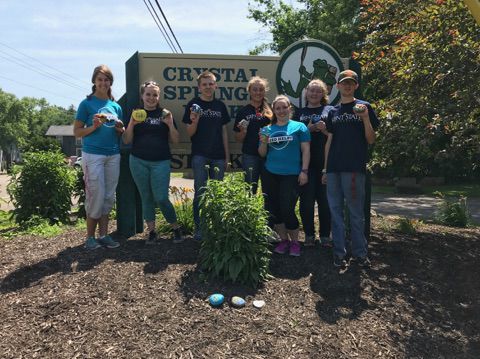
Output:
top-left (191, 104), bottom-right (202, 114)
top-left (231, 296), bottom-right (246, 308)
top-left (208, 293), bottom-right (224, 307)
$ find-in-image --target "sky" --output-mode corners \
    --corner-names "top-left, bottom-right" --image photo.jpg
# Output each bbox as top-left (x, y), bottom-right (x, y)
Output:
top-left (0, 0), bottom-right (278, 109)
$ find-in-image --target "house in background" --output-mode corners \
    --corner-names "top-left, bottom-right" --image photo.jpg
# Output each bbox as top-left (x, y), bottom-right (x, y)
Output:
top-left (45, 125), bottom-right (81, 157)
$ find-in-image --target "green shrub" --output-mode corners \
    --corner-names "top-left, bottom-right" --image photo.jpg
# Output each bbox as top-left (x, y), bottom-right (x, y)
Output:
top-left (434, 194), bottom-right (470, 228)
top-left (156, 186), bottom-right (194, 235)
top-left (73, 166), bottom-right (86, 218)
top-left (7, 151), bottom-right (75, 224)
top-left (199, 172), bottom-right (272, 287)
top-left (396, 217), bottom-right (421, 234)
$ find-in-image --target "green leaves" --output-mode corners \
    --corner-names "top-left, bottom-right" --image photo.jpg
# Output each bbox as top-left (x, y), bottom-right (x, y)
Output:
top-left (199, 173), bottom-right (272, 287)
top-left (7, 151), bottom-right (75, 224)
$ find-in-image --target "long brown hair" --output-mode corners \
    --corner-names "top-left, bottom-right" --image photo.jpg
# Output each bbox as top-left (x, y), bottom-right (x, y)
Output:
top-left (87, 64), bottom-right (115, 100)
top-left (140, 81), bottom-right (161, 109)
top-left (247, 76), bottom-right (273, 120)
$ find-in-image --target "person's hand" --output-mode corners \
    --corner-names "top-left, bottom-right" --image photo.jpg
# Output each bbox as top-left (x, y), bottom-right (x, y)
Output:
top-left (298, 172), bottom-right (308, 186)
top-left (321, 173), bottom-right (327, 185)
top-left (162, 112), bottom-right (174, 127)
top-left (353, 104), bottom-right (369, 119)
top-left (93, 114), bottom-right (105, 129)
top-left (190, 111), bottom-right (199, 124)
top-left (315, 120), bottom-right (326, 132)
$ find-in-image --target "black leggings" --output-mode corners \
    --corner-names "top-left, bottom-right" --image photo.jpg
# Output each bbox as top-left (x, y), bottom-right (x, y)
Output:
top-left (299, 169), bottom-right (331, 237)
top-left (262, 169), bottom-right (299, 230)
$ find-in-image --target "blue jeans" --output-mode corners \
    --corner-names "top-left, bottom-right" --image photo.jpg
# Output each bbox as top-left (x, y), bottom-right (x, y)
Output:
top-left (242, 153), bottom-right (263, 194)
top-left (192, 155), bottom-right (226, 229)
top-left (129, 155), bottom-right (177, 224)
top-left (327, 172), bottom-right (367, 258)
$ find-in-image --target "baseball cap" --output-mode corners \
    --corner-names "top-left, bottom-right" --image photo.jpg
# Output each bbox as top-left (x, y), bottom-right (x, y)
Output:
top-left (337, 70), bottom-right (359, 84)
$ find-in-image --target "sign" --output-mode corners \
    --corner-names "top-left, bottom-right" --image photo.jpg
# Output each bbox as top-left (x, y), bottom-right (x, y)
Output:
top-left (123, 40), bottom-right (348, 170)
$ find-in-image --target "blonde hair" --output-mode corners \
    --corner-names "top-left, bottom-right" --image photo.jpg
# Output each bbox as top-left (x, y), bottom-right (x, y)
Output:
top-left (247, 76), bottom-right (273, 120)
top-left (304, 79), bottom-right (329, 106)
top-left (271, 95), bottom-right (291, 124)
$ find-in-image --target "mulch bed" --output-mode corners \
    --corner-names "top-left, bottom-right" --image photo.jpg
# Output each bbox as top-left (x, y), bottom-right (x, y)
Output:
top-left (1, 217), bottom-right (479, 358)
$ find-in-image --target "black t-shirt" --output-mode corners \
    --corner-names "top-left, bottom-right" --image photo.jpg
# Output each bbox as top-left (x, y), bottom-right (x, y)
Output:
top-left (233, 104), bottom-right (270, 156)
top-left (182, 97), bottom-right (230, 159)
top-left (325, 99), bottom-right (380, 173)
top-left (131, 108), bottom-right (176, 161)
top-left (294, 105), bottom-right (333, 169)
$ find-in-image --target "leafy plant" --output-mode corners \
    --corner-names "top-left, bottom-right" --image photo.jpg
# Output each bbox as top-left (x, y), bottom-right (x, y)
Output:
top-left (7, 151), bottom-right (75, 224)
top-left (73, 166), bottom-right (86, 218)
top-left (199, 172), bottom-right (272, 287)
top-left (434, 193), bottom-right (470, 228)
top-left (156, 186), bottom-right (194, 235)
top-left (396, 217), bottom-right (422, 234)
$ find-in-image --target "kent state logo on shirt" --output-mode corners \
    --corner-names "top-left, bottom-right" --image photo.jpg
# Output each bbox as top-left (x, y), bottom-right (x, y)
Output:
top-left (145, 117), bottom-right (163, 125)
top-left (200, 109), bottom-right (222, 119)
top-left (331, 113), bottom-right (361, 124)
top-left (300, 114), bottom-right (323, 124)
top-left (268, 130), bottom-right (294, 150)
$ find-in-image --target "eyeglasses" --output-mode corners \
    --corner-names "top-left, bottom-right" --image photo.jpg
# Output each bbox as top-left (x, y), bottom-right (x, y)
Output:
top-left (143, 81), bottom-right (158, 86)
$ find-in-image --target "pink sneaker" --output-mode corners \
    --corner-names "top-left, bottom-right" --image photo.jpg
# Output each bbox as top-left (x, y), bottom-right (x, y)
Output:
top-left (274, 240), bottom-right (290, 254)
top-left (289, 241), bottom-right (301, 257)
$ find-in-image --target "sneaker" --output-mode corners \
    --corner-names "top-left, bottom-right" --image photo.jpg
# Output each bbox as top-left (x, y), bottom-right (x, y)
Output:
top-left (145, 230), bottom-right (157, 245)
top-left (173, 227), bottom-right (184, 244)
top-left (98, 235), bottom-right (120, 249)
top-left (304, 235), bottom-right (316, 247)
top-left (333, 255), bottom-right (347, 268)
top-left (356, 256), bottom-right (371, 268)
top-left (289, 240), bottom-right (301, 256)
top-left (274, 240), bottom-right (290, 254)
top-left (320, 236), bottom-right (333, 248)
top-left (85, 236), bottom-right (101, 250)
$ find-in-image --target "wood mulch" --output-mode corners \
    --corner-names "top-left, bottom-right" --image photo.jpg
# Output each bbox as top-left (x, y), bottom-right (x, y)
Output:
top-left (0, 217), bottom-right (479, 358)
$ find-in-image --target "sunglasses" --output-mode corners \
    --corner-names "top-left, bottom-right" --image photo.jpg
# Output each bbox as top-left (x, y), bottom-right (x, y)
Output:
top-left (143, 81), bottom-right (158, 86)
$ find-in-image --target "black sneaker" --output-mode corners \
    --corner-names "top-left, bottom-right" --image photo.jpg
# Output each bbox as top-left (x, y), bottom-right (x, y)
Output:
top-left (145, 230), bottom-right (157, 245)
top-left (304, 235), bottom-right (316, 247)
top-left (356, 256), bottom-right (371, 268)
top-left (173, 227), bottom-right (184, 244)
top-left (333, 255), bottom-right (347, 268)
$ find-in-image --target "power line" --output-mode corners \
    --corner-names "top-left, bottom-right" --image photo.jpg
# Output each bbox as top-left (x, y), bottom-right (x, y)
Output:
top-left (0, 50), bottom-right (85, 91)
top-left (0, 75), bottom-right (79, 103)
top-left (0, 42), bottom-right (90, 87)
top-left (153, 0), bottom-right (183, 53)
top-left (142, 0), bottom-right (178, 53)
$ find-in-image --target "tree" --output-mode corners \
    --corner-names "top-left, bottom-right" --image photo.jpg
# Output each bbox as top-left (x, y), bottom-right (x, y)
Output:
top-left (358, 0), bottom-right (480, 179)
top-left (248, 0), bottom-right (361, 56)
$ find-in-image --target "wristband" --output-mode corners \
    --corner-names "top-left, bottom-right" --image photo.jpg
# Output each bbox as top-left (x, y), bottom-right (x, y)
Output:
top-left (301, 169), bottom-right (308, 174)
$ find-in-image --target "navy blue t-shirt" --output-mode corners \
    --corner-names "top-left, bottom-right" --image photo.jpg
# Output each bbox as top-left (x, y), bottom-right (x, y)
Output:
top-left (325, 99), bottom-right (380, 173)
top-left (131, 108), bottom-right (176, 161)
top-left (294, 105), bottom-right (333, 169)
top-left (233, 104), bottom-right (270, 156)
top-left (182, 97), bottom-right (230, 159)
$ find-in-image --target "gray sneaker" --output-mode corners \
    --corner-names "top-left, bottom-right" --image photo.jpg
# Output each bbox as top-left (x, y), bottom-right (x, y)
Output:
top-left (320, 236), bottom-right (333, 248)
top-left (98, 235), bottom-right (120, 249)
top-left (356, 256), bottom-right (371, 268)
top-left (85, 236), bottom-right (101, 250)
top-left (333, 255), bottom-right (347, 268)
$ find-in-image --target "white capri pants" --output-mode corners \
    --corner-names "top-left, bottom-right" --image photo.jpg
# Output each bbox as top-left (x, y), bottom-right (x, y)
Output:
top-left (82, 152), bottom-right (121, 219)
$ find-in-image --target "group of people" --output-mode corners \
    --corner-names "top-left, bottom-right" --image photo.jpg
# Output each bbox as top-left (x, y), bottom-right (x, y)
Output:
top-left (74, 64), bottom-right (379, 269)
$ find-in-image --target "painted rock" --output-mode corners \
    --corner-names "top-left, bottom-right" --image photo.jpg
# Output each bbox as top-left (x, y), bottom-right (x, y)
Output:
top-left (353, 104), bottom-right (366, 113)
top-left (208, 293), bottom-right (224, 307)
top-left (231, 296), bottom-right (246, 308)
top-left (253, 300), bottom-right (265, 309)
top-left (132, 109), bottom-right (147, 122)
top-left (162, 108), bottom-right (170, 118)
top-left (191, 104), bottom-right (202, 114)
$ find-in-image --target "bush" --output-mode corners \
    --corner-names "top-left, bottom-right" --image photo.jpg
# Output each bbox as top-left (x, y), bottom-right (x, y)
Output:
top-left (199, 172), bottom-right (272, 287)
top-left (434, 194), bottom-right (470, 228)
top-left (73, 166), bottom-right (86, 218)
top-left (7, 151), bottom-right (75, 224)
top-left (396, 217), bottom-right (421, 234)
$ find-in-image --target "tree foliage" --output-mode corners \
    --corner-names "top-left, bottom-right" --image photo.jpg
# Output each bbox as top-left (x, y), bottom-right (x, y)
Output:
top-left (358, 0), bottom-right (480, 178)
top-left (248, 0), bottom-right (361, 56)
